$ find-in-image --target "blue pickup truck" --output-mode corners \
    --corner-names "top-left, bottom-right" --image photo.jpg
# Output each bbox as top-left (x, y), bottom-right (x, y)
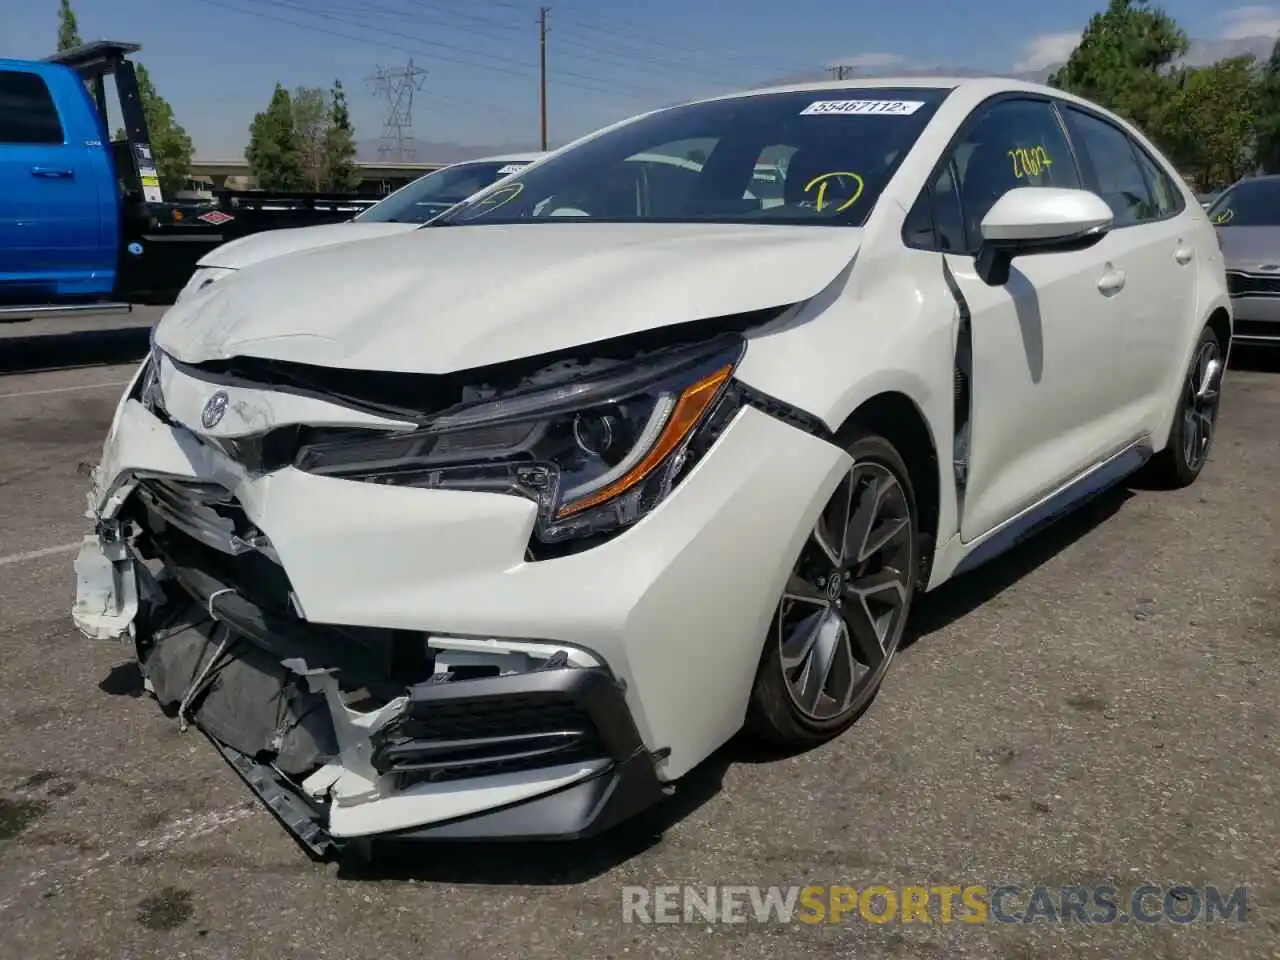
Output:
top-left (0, 48), bottom-right (127, 310)
top-left (0, 41), bottom-right (168, 318)
top-left (0, 40), bottom-right (368, 320)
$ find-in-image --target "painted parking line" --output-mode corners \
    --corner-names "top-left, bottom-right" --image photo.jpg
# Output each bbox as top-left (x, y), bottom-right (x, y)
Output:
top-left (0, 379), bottom-right (130, 401)
top-left (0, 542), bottom-right (82, 568)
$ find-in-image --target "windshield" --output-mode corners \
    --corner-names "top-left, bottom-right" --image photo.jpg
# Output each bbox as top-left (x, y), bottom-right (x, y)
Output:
top-left (1206, 181), bottom-right (1280, 227)
top-left (432, 88), bottom-right (950, 227)
top-left (356, 160), bottom-right (532, 223)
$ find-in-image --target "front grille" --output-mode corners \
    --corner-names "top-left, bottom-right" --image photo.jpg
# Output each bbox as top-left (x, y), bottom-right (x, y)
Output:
top-left (1226, 270), bottom-right (1280, 297)
top-left (129, 477), bottom-right (294, 618)
top-left (372, 692), bottom-right (606, 784)
top-left (135, 478), bottom-right (261, 548)
top-left (131, 482), bottom-right (436, 691)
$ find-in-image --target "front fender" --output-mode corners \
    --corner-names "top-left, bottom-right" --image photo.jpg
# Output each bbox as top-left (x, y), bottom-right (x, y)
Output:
top-left (735, 257), bottom-right (961, 587)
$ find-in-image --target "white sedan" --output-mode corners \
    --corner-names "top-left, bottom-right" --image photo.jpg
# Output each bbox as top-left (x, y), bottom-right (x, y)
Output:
top-left (175, 152), bottom-right (545, 301)
top-left (74, 77), bottom-right (1231, 855)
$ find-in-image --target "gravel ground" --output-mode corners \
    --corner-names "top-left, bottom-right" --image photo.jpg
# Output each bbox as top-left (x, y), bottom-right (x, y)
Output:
top-left (0, 312), bottom-right (1276, 960)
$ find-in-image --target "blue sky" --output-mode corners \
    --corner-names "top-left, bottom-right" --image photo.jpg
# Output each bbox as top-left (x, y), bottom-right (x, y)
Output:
top-left (0, 0), bottom-right (1256, 157)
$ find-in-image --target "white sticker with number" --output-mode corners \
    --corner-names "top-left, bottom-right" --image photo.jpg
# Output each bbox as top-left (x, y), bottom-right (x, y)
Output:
top-left (800, 99), bottom-right (925, 116)
top-left (497, 164), bottom-right (526, 175)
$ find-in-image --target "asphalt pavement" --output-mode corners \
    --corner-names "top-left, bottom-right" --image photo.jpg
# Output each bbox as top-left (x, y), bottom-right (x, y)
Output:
top-left (0, 309), bottom-right (1277, 959)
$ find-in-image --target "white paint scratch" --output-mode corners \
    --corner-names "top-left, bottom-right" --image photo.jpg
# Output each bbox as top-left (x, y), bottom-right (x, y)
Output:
top-left (0, 805), bottom-right (256, 911)
top-left (0, 542), bottom-right (82, 567)
top-left (0, 379), bottom-right (130, 401)
top-left (134, 807), bottom-right (255, 853)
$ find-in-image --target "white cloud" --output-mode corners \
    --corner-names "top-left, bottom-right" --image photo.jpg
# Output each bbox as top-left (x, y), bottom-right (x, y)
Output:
top-left (1220, 5), bottom-right (1280, 39)
top-left (1014, 31), bottom-right (1081, 71)
top-left (827, 53), bottom-right (905, 69)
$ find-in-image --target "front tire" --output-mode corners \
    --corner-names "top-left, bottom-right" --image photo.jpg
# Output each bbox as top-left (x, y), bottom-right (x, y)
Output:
top-left (1146, 326), bottom-right (1224, 489)
top-left (746, 432), bottom-right (919, 748)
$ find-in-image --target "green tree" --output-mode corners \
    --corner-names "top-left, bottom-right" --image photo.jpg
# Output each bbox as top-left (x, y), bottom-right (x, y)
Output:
top-left (56, 0), bottom-right (82, 52)
top-left (1164, 56), bottom-right (1260, 191)
top-left (246, 83), bottom-right (303, 191)
top-left (1256, 40), bottom-right (1280, 174)
top-left (323, 80), bottom-right (360, 192)
top-left (135, 64), bottom-right (194, 197)
top-left (292, 86), bottom-right (328, 191)
top-left (115, 65), bottom-right (194, 197)
top-left (1048, 0), bottom-right (1188, 140)
top-left (60, 2), bottom-right (190, 197)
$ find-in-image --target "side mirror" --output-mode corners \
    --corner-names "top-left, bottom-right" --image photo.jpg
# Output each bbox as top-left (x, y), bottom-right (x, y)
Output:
top-left (975, 187), bottom-right (1114, 286)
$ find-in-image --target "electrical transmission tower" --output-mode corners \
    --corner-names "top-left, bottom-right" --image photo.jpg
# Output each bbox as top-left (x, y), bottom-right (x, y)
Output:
top-left (366, 59), bottom-right (428, 161)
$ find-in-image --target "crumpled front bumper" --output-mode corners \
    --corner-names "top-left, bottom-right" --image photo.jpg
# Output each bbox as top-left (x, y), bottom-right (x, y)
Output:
top-left (72, 355), bottom-right (847, 852)
top-left (74, 527), bottom-right (667, 855)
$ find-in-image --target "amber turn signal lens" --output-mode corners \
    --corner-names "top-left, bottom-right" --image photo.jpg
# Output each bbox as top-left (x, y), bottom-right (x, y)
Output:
top-left (555, 364), bottom-right (733, 519)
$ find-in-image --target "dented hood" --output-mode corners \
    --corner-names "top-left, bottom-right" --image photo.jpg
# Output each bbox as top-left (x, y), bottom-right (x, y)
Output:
top-left (196, 221), bottom-right (419, 270)
top-left (156, 221), bottom-right (863, 374)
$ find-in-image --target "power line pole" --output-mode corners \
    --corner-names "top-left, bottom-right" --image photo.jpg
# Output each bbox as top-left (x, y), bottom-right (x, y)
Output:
top-left (367, 59), bottom-right (428, 161)
top-left (539, 6), bottom-right (549, 150)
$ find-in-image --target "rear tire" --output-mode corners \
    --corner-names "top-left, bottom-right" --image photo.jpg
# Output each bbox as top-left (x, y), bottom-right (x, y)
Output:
top-left (746, 431), bottom-right (919, 748)
top-left (1145, 326), bottom-right (1224, 489)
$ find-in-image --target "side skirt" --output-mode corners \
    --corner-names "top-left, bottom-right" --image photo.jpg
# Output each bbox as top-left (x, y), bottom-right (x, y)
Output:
top-left (950, 437), bottom-right (1152, 578)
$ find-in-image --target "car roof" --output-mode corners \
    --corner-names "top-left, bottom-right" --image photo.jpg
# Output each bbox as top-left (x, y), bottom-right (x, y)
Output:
top-left (466, 152), bottom-right (546, 164)
top-left (683, 75), bottom-right (1088, 108)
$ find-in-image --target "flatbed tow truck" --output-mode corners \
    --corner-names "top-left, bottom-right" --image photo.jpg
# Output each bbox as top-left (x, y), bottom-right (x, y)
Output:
top-left (0, 41), bottom-right (372, 321)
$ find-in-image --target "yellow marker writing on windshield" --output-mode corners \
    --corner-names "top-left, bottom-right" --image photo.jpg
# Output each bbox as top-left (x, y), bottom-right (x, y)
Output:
top-left (458, 182), bottom-right (524, 221)
top-left (804, 171), bottom-right (865, 213)
top-left (1211, 209), bottom-right (1234, 225)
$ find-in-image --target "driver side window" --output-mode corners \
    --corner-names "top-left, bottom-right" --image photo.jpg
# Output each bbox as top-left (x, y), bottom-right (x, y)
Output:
top-left (913, 98), bottom-right (1082, 255)
top-left (904, 99), bottom-right (1083, 255)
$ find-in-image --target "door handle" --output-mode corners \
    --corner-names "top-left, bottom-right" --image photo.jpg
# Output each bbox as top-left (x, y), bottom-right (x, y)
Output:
top-left (30, 166), bottom-right (74, 178)
top-left (1097, 268), bottom-right (1126, 296)
top-left (1174, 245), bottom-right (1193, 265)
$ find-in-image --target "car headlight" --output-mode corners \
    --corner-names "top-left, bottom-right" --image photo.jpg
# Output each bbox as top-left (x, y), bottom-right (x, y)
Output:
top-left (126, 336), bottom-right (167, 414)
top-left (294, 336), bottom-right (747, 546)
top-left (176, 265), bottom-right (236, 302)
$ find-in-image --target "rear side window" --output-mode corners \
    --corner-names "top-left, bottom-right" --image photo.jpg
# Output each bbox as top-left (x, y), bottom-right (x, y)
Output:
top-left (1061, 107), bottom-right (1157, 227)
top-left (1129, 142), bottom-right (1185, 218)
top-left (0, 70), bottom-right (65, 145)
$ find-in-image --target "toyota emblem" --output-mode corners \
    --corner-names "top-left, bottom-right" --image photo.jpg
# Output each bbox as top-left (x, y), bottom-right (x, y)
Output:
top-left (201, 390), bottom-right (229, 429)
top-left (825, 574), bottom-right (842, 601)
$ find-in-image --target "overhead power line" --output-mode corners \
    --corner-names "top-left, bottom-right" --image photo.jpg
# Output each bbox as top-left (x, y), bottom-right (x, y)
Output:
top-left (459, 0), bottom-right (817, 75)
top-left (189, 0), bottom-right (818, 146)
top-left (221, 0), bottom-right (671, 99)
top-left (320, 0), bottom-right (796, 90)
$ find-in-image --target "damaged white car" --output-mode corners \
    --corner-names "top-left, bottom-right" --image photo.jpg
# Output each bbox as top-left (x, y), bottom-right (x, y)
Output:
top-left (74, 77), bottom-right (1231, 857)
